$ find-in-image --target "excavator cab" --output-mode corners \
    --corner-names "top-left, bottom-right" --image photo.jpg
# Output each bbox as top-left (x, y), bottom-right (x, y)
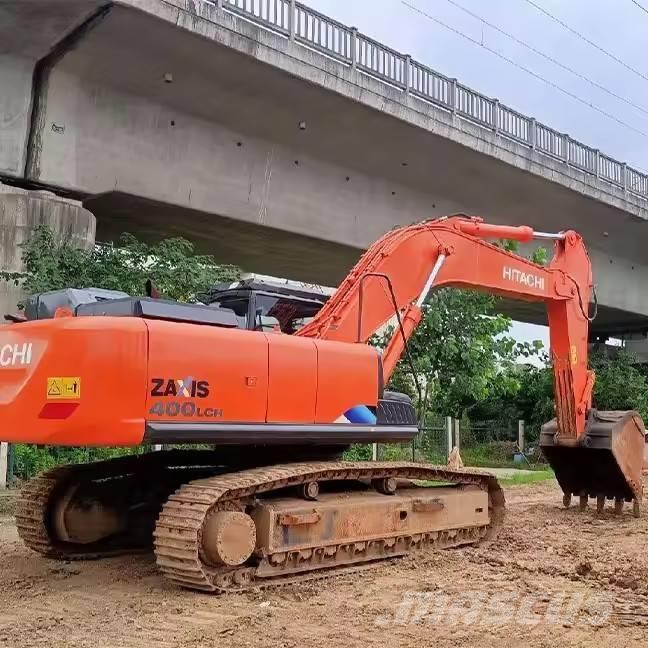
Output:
top-left (200, 277), bottom-right (330, 334)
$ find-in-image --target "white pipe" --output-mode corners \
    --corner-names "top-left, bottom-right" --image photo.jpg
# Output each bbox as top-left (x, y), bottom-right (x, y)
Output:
top-left (415, 254), bottom-right (447, 307)
top-left (532, 231), bottom-right (566, 241)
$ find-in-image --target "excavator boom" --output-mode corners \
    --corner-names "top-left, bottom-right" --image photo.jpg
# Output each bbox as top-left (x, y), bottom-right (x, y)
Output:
top-left (299, 216), bottom-right (593, 441)
top-left (298, 215), bottom-right (644, 505)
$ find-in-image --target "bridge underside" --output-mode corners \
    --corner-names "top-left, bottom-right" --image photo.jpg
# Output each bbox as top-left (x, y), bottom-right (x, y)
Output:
top-left (87, 193), bottom-right (645, 337)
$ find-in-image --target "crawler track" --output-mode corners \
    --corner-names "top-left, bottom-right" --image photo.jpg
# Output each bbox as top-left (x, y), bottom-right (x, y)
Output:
top-left (154, 461), bottom-right (505, 593)
top-left (15, 452), bottom-right (230, 560)
top-left (15, 466), bottom-right (77, 558)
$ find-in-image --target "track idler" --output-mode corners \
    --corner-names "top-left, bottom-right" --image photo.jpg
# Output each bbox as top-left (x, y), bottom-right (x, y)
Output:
top-left (540, 410), bottom-right (645, 515)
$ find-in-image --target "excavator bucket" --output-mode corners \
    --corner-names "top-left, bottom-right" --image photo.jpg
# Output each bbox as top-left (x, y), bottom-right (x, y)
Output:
top-left (540, 410), bottom-right (645, 513)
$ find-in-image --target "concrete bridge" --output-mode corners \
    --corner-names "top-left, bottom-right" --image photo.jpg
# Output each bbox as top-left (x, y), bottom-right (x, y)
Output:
top-left (2, 0), bottom-right (648, 339)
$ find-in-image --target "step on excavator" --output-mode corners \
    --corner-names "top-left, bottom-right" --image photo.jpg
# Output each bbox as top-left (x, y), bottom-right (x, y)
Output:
top-left (2, 215), bottom-right (644, 593)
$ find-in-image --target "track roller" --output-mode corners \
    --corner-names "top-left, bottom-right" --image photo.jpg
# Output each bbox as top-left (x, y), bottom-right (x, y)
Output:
top-left (373, 476), bottom-right (397, 495)
top-left (299, 481), bottom-right (320, 501)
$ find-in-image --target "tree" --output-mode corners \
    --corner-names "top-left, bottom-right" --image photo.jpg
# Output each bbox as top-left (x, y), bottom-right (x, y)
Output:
top-left (590, 350), bottom-right (648, 419)
top-left (2, 226), bottom-right (240, 305)
top-left (383, 243), bottom-right (548, 425)
top-left (381, 288), bottom-right (542, 421)
top-left (470, 358), bottom-right (554, 441)
top-left (472, 349), bottom-right (648, 442)
top-left (2, 226), bottom-right (242, 480)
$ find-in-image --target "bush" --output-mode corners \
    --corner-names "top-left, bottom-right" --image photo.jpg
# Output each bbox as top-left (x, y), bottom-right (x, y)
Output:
top-left (11, 445), bottom-right (139, 481)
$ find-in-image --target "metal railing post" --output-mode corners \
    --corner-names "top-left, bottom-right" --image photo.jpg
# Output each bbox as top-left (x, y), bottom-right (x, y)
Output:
top-left (594, 150), bottom-right (600, 178)
top-left (622, 162), bottom-right (628, 192)
top-left (217, 0), bottom-right (223, 9)
top-left (492, 99), bottom-right (499, 134)
top-left (563, 134), bottom-right (570, 162)
top-left (445, 417), bottom-right (453, 460)
top-left (518, 420), bottom-right (525, 453)
top-left (351, 27), bottom-right (358, 69)
top-left (450, 79), bottom-right (457, 116)
top-left (372, 442), bottom-right (378, 461)
top-left (404, 54), bottom-right (411, 94)
top-left (289, 0), bottom-right (296, 41)
top-left (453, 419), bottom-right (460, 451)
top-left (529, 118), bottom-right (536, 149)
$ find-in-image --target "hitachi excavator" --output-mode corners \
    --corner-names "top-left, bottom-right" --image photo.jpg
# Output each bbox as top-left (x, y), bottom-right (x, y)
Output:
top-left (2, 215), bottom-right (644, 593)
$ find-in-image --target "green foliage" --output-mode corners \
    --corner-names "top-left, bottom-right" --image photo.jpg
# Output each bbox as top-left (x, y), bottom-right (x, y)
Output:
top-left (381, 288), bottom-right (542, 420)
top-left (469, 358), bottom-right (554, 441)
top-left (342, 444), bottom-right (373, 461)
top-left (499, 239), bottom-right (549, 266)
top-left (1, 226), bottom-right (240, 305)
top-left (590, 350), bottom-right (648, 419)
top-left (470, 349), bottom-right (648, 442)
top-left (11, 446), bottom-right (140, 482)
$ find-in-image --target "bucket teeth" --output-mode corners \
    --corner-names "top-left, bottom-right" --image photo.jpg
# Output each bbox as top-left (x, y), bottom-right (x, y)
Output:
top-left (540, 410), bottom-right (645, 508)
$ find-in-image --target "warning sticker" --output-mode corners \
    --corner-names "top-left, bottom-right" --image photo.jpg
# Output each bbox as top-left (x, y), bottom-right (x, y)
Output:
top-left (47, 377), bottom-right (81, 400)
top-left (570, 345), bottom-right (578, 366)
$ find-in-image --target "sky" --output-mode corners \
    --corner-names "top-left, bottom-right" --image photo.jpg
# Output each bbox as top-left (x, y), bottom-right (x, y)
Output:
top-left (303, 0), bottom-right (648, 348)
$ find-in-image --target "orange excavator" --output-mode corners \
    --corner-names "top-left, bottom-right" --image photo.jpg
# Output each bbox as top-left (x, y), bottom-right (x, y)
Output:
top-left (2, 215), bottom-right (644, 593)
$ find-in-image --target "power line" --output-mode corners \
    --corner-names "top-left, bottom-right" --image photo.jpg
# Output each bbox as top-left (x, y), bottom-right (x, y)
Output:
top-left (442, 0), bottom-right (648, 118)
top-left (400, 1), bottom-right (648, 138)
top-left (630, 0), bottom-right (648, 16)
top-left (520, 0), bottom-right (648, 84)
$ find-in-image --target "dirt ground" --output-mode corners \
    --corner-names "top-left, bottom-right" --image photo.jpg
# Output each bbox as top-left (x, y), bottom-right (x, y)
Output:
top-left (1, 478), bottom-right (648, 648)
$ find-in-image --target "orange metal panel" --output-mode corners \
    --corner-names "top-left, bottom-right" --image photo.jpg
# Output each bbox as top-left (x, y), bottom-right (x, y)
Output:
top-left (145, 320), bottom-right (268, 424)
top-left (314, 339), bottom-right (379, 423)
top-left (266, 334), bottom-right (317, 423)
top-left (0, 316), bottom-right (147, 446)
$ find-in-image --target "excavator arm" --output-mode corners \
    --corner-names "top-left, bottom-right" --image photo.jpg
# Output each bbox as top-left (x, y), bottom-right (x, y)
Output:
top-left (298, 215), bottom-right (593, 442)
top-left (298, 215), bottom-right (645, 506)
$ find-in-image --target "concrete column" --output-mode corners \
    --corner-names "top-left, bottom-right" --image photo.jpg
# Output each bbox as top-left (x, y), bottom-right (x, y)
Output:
top-left (0, 183), bottom-right (96, 315)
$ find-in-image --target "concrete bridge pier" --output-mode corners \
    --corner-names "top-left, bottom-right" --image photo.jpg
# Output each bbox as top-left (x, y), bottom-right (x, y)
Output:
top-left (0, 183), bottom-right (96, 315)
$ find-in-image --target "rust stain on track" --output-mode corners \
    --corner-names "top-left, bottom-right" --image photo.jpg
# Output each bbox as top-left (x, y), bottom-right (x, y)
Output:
top-left (154, 461), bottom-right (505, 593)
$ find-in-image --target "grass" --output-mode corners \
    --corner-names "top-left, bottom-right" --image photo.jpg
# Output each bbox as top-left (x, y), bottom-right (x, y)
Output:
top-left (496, 470), bottom-right (555, 487)
top-left (460, 445), bottom-right (549, 471)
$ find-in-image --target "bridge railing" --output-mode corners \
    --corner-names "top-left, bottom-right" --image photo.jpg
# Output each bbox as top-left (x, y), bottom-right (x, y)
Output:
top-left (294, 4), bottom-right (353, 62)
top-left (215, 0), bottom-right (648, 202)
